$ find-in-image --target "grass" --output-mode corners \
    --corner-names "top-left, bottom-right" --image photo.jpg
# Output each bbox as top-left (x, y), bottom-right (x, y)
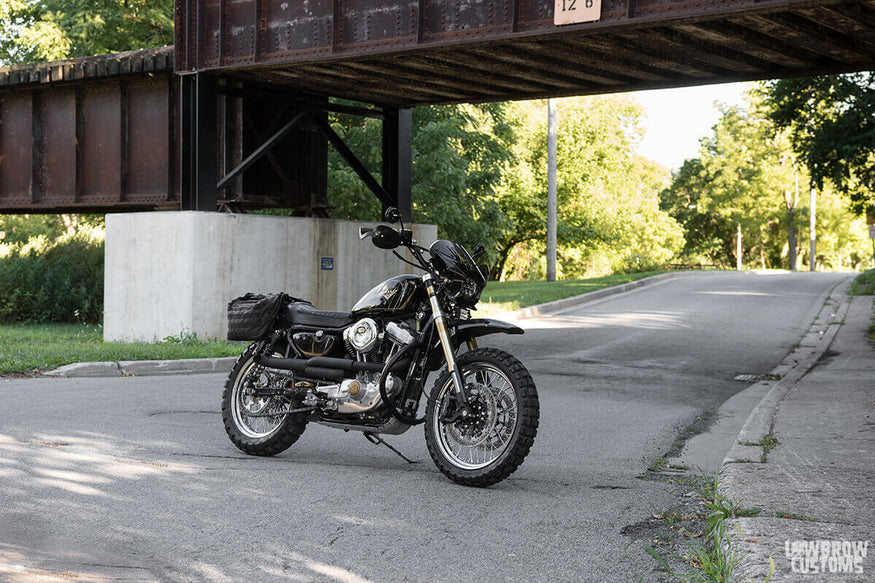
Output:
top-left (775, 511), bottom-right (817, 522)
top-left (0, 323), bottom-right (243, 376)
top-left (637, 474), bottom-right (761, 582)
top-left (474, 270), bottom-right (667, 315)
top-left (740, 433), bottom-right (779, 462)
top-left (849, 270), bottom-right (875, 342)
top-left (849, 269), bottom-right (875, 295)
top-left (648, 457), bottom-right (669, 473)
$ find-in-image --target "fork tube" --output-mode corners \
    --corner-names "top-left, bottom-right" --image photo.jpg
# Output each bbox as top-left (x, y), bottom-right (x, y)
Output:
top-left (423, 274), bottom-right (469, 403)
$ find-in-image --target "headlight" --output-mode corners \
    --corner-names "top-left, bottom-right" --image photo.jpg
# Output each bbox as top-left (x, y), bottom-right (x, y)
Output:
top-left (453, 279), bottom-right (482, 308)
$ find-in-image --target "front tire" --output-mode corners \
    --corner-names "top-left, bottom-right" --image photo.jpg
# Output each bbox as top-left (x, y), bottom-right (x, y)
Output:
top-left (425, 348), bottom-right (539, 487)
top-left (221, 345), bottom-right (308, 456)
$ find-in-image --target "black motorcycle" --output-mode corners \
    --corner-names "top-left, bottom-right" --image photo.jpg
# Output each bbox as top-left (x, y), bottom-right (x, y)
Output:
top-left (221, 209), bottom-right (539, 487)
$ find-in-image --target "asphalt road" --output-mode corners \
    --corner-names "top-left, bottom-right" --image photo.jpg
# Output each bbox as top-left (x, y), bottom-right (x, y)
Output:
top-left (0, 271), bottom-right (850, 582)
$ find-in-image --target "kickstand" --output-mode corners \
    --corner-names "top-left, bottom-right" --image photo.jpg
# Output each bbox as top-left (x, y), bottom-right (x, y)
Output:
top-left (364, 432), bottom-right (421, 464)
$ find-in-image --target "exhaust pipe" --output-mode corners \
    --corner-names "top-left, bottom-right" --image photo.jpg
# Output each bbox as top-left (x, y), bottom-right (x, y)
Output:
top-left (253, 354), bottom-right (410, 377)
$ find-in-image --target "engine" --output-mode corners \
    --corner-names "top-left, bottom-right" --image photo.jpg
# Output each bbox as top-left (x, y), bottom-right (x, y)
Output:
top-left (302, 318), bottom-right (416, 414)
top-left (344, 317), bottom-right (381, 357)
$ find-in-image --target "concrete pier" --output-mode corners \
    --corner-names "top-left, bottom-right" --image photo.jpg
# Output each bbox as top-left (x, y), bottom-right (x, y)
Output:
top-left (103, 212), bottom-right (436, 341)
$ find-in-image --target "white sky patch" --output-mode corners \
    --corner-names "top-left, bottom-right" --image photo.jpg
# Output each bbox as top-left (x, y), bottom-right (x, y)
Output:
top-left (632, 82), bottom-right (750, 172)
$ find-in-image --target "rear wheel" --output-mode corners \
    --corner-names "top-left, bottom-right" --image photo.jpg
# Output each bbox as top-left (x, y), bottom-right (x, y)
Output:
top-left (221, 345), bottom-right (308, 456)
top-left (425, 348), bottom-right (539, 487)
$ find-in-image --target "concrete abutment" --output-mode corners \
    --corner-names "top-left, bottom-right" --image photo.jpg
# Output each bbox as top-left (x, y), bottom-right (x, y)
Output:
top-left (103, 212), bottom-right (436, 341)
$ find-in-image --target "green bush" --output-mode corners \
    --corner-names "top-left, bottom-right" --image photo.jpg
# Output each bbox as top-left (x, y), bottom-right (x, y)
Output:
top-left (0, 228), bottom-right (104, 324)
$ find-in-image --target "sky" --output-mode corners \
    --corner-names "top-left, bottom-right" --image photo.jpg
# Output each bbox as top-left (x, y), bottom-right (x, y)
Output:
top-left (631, 82), bottom-right (750, 172)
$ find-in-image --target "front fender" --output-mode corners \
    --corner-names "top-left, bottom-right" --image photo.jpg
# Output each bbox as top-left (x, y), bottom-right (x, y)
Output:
top-left (424, 318), bottom-right (524, 372)
top-left (450, 318), bottom-right (524, 344)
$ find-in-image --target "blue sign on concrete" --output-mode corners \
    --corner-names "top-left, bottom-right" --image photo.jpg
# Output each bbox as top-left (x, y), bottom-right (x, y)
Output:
top-left (320, 256), bottom-right (334, 271)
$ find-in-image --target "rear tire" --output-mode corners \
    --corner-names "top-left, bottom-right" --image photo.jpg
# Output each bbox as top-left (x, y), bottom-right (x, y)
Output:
top-left (425, 348), bottom-right (539, 487)
top-left (221, 345), bottom-right (308, 456)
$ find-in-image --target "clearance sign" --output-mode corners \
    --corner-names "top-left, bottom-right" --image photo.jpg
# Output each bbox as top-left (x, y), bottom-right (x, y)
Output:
top-left (554, 0), bottom-right (602, 25)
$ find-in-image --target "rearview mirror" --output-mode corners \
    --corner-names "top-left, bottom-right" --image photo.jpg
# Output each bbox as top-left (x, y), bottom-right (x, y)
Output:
top-left (371, 225), bottom-right (402, 249)
top-left (384, 207), bottom-right (401, 224)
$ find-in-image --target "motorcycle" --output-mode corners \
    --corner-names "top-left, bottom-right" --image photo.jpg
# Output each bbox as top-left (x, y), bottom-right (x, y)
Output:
top-left (221, 208), bottom-right (539, 487)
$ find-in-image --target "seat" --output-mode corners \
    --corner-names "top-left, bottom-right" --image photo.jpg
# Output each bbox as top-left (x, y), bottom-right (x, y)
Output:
top-left (283, 302), bottom-right (354, 329)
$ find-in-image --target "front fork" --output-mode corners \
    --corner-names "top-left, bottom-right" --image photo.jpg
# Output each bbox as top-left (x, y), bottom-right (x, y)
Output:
top-left (423, 275), bottom-right (472, 416)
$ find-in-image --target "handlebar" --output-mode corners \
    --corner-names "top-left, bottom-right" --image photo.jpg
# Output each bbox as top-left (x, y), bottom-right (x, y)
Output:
top-left (360, 221), bottom-right (485, 283)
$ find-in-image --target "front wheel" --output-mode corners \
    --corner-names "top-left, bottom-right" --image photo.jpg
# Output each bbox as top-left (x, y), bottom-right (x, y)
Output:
top-left (425, 348), bottom-right (539, 487)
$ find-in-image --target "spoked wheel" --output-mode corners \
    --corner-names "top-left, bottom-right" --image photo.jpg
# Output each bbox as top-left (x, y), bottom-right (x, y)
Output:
top-left (221, 345), bottom-right (308, 456)
top-left (425, 348), bottom-right (539, 487)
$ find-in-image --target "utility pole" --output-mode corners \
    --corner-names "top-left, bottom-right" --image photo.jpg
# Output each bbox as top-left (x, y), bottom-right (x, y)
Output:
top-left (787, 167), bottom-right (798, 271)
top-left (809, 186), bottom-right (817, 271)
top-left (547, 99), bottom-right (558, 282)
top-left (736, 223), bottom-right (742, 271)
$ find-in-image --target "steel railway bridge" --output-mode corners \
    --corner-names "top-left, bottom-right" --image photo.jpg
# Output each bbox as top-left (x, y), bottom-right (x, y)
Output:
top-left (2, 0), bottom-right (875, 220)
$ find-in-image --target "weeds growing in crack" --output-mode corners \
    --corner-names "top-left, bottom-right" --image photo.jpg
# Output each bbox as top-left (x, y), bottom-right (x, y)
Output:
top-left (740, 433), bottom-right (779, 462)
top-left (629, 474), bottom-right (761, 582)
top-left (775, 510), bottom-right (817, 522)
top-left (649, 457), bottom-right (668, 473)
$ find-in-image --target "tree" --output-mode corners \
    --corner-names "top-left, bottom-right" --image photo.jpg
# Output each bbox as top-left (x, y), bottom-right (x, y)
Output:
top-left (809, 190), bottom-right (872, 271)
top-left (495, 96), bottom-right (681, 279)
top-left (327, 103), bottom-right (515, 265)
top-left (660, 158), bottom-right (732, 265)
top-left (0, 0), bottom-right (173, 64)
top-left (410, 103), bottom-right (514, 258)
top-left (0, 213), bottom-right (104, 245)
top-left (661, 99), bottom-right (796, 268)
top-left (661, 94), bottom-right (871, 271)
top-left (759, 74), bottom-right (875, 215)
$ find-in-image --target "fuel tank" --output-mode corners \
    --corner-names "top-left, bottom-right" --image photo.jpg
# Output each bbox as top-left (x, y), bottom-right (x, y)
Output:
top-left (351, 274), bottom-right (423, 315)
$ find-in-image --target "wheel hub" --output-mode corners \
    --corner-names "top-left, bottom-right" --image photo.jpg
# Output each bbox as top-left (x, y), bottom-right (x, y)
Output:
top-left (242, 392), bottom-right (271, 415)
top-left (445, 386), bottom-right (497, 447)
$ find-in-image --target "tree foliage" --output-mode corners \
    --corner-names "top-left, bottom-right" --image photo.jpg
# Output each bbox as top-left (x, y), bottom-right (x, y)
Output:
top-left (0, 214), bottom-right (104, 245)
top-left (0, 225), bottom-right (104, 323)
top-left (0, 0), bottom-right (174, 64)
top-left (661, 95), bottom-right (871, 270)
top-left (661, 100), bottom-right (795, 268)
top-left (496, 97), bottom-right (682, 279)
top-left (758, 73), bottom-right (875, 215)
top-left (330, 97), bottom-right (683, 280)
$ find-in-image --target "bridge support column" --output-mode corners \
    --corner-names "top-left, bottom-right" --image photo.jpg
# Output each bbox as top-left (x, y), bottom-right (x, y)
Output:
top-left (179, 73), bottom-right (218, 211)
top-left (103, 212), bottom-right (436, 341)
top-left (382, 107), bottom-right (412, 222)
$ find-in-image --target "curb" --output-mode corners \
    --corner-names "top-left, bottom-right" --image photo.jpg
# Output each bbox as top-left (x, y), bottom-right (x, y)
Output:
top-left (720, 275), bottom-right (853, 466)
top-left (43, 356), bottom-right (238, 378)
